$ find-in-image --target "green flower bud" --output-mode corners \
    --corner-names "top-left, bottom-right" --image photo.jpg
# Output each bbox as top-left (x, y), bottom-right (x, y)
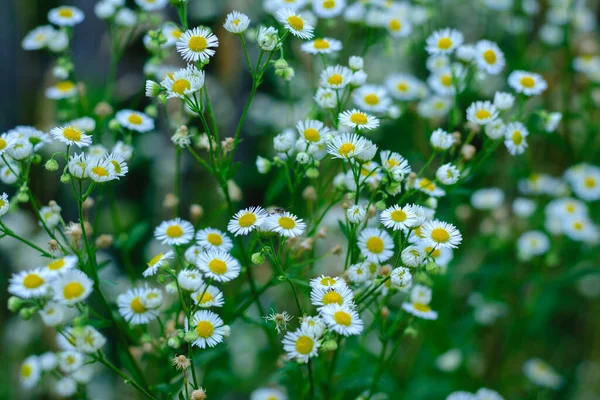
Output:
top-left (145, 105), bottom-right (158, 118)
top-left (141, 334), bottom-right (153, 343)
top-left (45, 159), bottom-right (59, 171)
top-left (60, 174), bottom-right (72, 183)
top-left (375, 200), bottom-right (386, 211)
top-left (167, 336), bottom-right (181, 348)
top-left (184, 330), bottom-right (199, 342)
top-left (306, 168), bottom-right (319, 179)
top-left (404, 326), bottom-right (418, 338)
top-left (157, 94), bottom-right (168, 105)
top-left (31, 154), bottom-right (42, 164)
top-left (108, 119), bottom-right (120, 131)
top-left (7, 296), bottom-right (24, 312)
top-left (425, 260), bottom-right (440, 275)
top-left (16, 192), bottom-right (29, 203)
top-left (321, 340), bottom-right (338, 351)
top-left (251, 252), bottom-right (265, 265)
top-left (274, 59), bottom-right (288, 70)
top-left (72, 315), bottom-right (87, 327)
top-left (19, 307), bottom-right (36, 320)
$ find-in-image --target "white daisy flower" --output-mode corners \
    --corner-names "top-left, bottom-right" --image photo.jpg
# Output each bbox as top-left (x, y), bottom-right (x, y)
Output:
top-left (570, 165), bottom-right (600, 201)
top-left (402, 284), bottom-right (438, 320)
top-left (301, 37), bottom-right (342, 54)
top-left (160, 65), bottom-right (205, 99)
top-left (196, 228), bottom-right (233, 252)
top-left (357, 228), bottom-right (394, 263)
top-left (117, 286), bottom-right (160, 325)
top-left (160, 23), bottom-right (183, 47)
top-left (436, 163), bottom-right (460, 185)
top-left (186, 310), bottom-right (226, 348)
top-left (430, 128), bottom-right (455, 150)
top-left (420, 220), bottom-right (462, 249)
top-left (22, 25), bottom-right (56, 50)
top-left (428, 65), bottom-right (466, 96)
top-left (67, 153), bottom-right (89, 179)
top-left (380, 150), bottom-right (411, 176)
top-left (44, 255), bottom-right (78, 276)
top-left (113, 141), bottom-right (133, 160)
top-left (86, 157), bottom-right (117, 183)
top-left (381, 205), bottom-right (417, 231)
top-left (45, 80), bottom-right (78, 99)
top-left (414, 177), bottom-right (446, 198)
top-left (141, 287), bottom-right (163, 309)
top-left (314, 87), bottom-right (337, 108)
top-left (348, 262), bottom-right (370, 284)
top-left (493, 92), bottom-right (515, 110)
top-left (1, 163), bottom-right (20, 185)
top-left (135, 0), bottom-right (168, 11)
top-left (385, 73), bottom-right (426, 101)
top-left (50, 126), bottom-right (92, 148)
top-left (9, 268), bottom-right (51, 299)
top-left (39, 302), bottom-right (68, 327)
top-left (73, 326), bottom-right (107, 353)
top-left (418, 242), bottom-right (454, 268)
top-left (115, 109), bottom-right (155, 132)
top-left (176, 27), bottom-right (219, 63)
top-left (143, 250), bottom-right (174, 277)
top-left (0, 133), bottom-right (15, 156)
top-left (154, 218), bottom-right (195, 246)
top-left (327, 133), bottom-right (369, 159)
top-left (352, 85), bottom-right (391, 113)
top-left (300, 315), bottom-right (326, 337)
top-left (401, 245), bottom-right (425, 267)
top-left (267, 212), bottom-right (306, 237)
top-left (471, 188), bottom-right (505, 210)
top-left (309, 275), bottom-right (347, 291)
top-left (6, 138), bottom-right (32, 160)
top-left (320, 303), bottom-right (363, 336)
top-left (178, 269), bottom-right (204, 291)
top-left (276, 9), bottom-right (314, 39)
top-left (251, 388), bottom-right (288, 400)
top-left (320, 65), bottom-right (353, 89)
top-left (485, 119), bottom-right (506, 139)
top-left (0, 192), bottom-right (9, 217)
top-left (508, 70), bottom-right (547, 96)
top-left (296, 119), bottom-right (330, 145)
top-left (105, 152), bottom-right (129, 177)
top-left (523, 358), bottom-right (563, 389)
top-left (227, 206), bottom-right (268, 236)
top-left (196, 249), bottom-right (241, 282)
top-left (192, 284), bottom-right (224, 308)
top-left (338, 109), bottom-right (379, 130)
top-left (19, 356), bottom-right (41, 389)
top-left (282, 327), bottom-right (320, 363)
top-left (310, 285), bottom-right (354, 309)
top-left (48, 6), bottom-right (85, 26)
top-left (185, 244), bottom-right (205, 264)
top-left (504, 121), bottom-right (529, 155)
top-left (57, 350), bottom-right (84, 374)
top-left (426, 54), bottom-right (451, 73)
top-left (313, 0), bottom-right (346, 18)
top-left (223, 11), bottom-right (250, 34)
top-left (386, 14), bottom-right (412, 38)
top-left (52, 270), bottom-right (94, 305)
top-left (426, 28), bottom-right (463, 55)
top-left (475, 40), bottom-right (505, 75)
top-left (466, 101), bottom-right (498, 125)
top-left (347, 204), bottom-right (366, 224)
top-left (390, 267), bottom-right (412, 288)
top-left (517, 231), bottom-right (550, 259)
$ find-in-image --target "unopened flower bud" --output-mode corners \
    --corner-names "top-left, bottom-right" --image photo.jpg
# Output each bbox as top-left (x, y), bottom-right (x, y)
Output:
top-left (426, 260), bottom-right (440, 275)
top-left (452, 131), bottom-right (462, 144)
top-left (163, 193), bottom-right (179, 210)
top-left (281, 67), bottom-right (295, 81)
top-left (367, 204), bottom-right (377, 218)
top-left (190, 204), bottom-right (204, 222)
top-left (321, 340), bottom-right (338, 351)
top-left (31, 154), bottom-right (42, 164)
top-left (191, 388), bottom-right (208, 400)
top-left (274, 59), bottom-right (288, 70)
top-left (381, 306), bottom-right (390, 319)
top-left (331, 244), bottom-right (343, 256)
top-left (16, 192), bottom-right (29, 203)
top-left (144, 104), bottom-right (158, 118)
top-left (306, 167), bottom-right (319, 178)
top-left (8, 296), bottom-right (24, 312)
top-left (317, 228), bottom-right (327, 239)
top-left (19, 307), bottom-right (36, 320)
top-left (302, 186), bottom-right (316, 201)
top-left (184, 330), bottom-right (199, 342)
top-left (48, 239), bottom-right (60, 253)
top-left (60, 174), bottom-right (71, 183)
top-left (461, 144), bottom-right (476, 160)
top-left (167, 336), bottom-right (181, 348)
top-left (375, 200), bottom-right (386, 211)
top-left (221, 137), bottom-right (235, 154)
top-left (222, 325), bottom-right (231, 338)
top-left (425, 197), bottom-right (438, 209)
top-left (108, 119), bottom-right (120, 131)
top-left (82, 197), bottom-right (95, 210)
top-left (45, 159), bottom-right (59, 171)
top-left (251, 252), bottom-right (265, 265)
top-left (94, 102), bottom-right (113, 118)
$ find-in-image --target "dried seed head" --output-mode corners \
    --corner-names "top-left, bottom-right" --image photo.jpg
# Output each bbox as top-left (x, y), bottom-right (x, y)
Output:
top-left (190, 204), bottom-right (204, 222)
top-left (302, 186), bottom-right (316, 201)
top-left (95, 234), bottom-right (114, 249)
top-left (163, 193), bottom-right (179, 209)
top-left (331, 244), bottom-right (343, 256)
top-left (461, 144), bottom-right (476, 160)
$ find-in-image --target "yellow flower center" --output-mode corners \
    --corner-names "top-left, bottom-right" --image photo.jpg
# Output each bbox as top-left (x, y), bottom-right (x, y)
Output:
top-left (304, 128), bottom-right (321, 142)
top-left (437, 37), bottom-right (452, 50)
top-left (475, 109), bottom-right (491, 120)
top-left (320, 277), bottom-right (336, 286)
top-left (441, 74), bottom-right (452, 86)
top-left (0, 138), bottom-right (6, 150)
top-left (57, 81), bottom-right (75, 92)
top-left (424, 246), bottom-right (441, 258)
top-left (172, 29), bottom-right (182, 39)
top-left (171, 79), bottom-right (191, 95)
top-left (278, 216), bottom-right (296, 230)
top-left (366, 236), bottom-right (384, 254)
top-left (0, 199), bottom-right (5, 208)
top-left (350, 113), bottom-right (368, 125)
top-left (390, 209), bottom-right (407, 222)
top-left (397, 82), bottom-right (408, 92)
top-left (322, 291), bottom-right (343, 305)
top-left (287, 15), bottom-right (305, 31)
top-left (295, 335), bottom-right (314, 354)
top-left (110, 160), bottom-right (122, 174)
top-left (389, 19), bottom-right (401, 31)
top-left (512, 130), bottom-right (523, 145)
top-left (419, 178), bottom-right (436, 192)
top-left (483, 49), bottom-right (496, 64)
top-left (238, 213), bottom-right (257, 227)
top-left (127, 114), bottom-right (143, 125)
top-left (327, 73), bottom-right (343, 86)
top-left (520, 76), bottom-right (535, 88)
top-left (48, 259), bottom-right (66, 271)
top-left (92, 166), bottom-right (109, 177)
top-left (208, 259), bottom-right (227, 274)
top-left (63, 127), bottom-right (82, 141)
top-left (338, 142), bottom-right (355, 157)
top-left (166, 225), bottom-right (184, 238)
top-left (148, 253), bottom-right (163, 267)
top-left (63, 282), bottom-right (85, 300)
top-left (206, 233), bottom-right (223, 246)
top-left (197, 292), bottom-right (214, 304)
top-left (413, 302), bottom-right (431, 312)
top-left (195, 320), bottom-right (214, 338)
top-left (322, 0), bottom-right (336, 8)
top-left (573, 221), bottom-right (583, 231)
top-left (333, 310), bottom-right (352, 326)
top-left (188, 35), bottom-right (208, 52)
top-left (130, 297), bottom-right (146, 313)
top-left (58, 7), bottom-right (74, 18)
top-left (584, 177), bottom-right (596, 188)
top-left (313, 39), bottom-right (330, 49)
top-left (364, 94), bottom-right (379, 105)
top-left (21, 364), bottom-right (32, 377)
top-left (23, 273), bottom-right (44, 289)
top-left (431, 228), bottom-right (450, 243)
